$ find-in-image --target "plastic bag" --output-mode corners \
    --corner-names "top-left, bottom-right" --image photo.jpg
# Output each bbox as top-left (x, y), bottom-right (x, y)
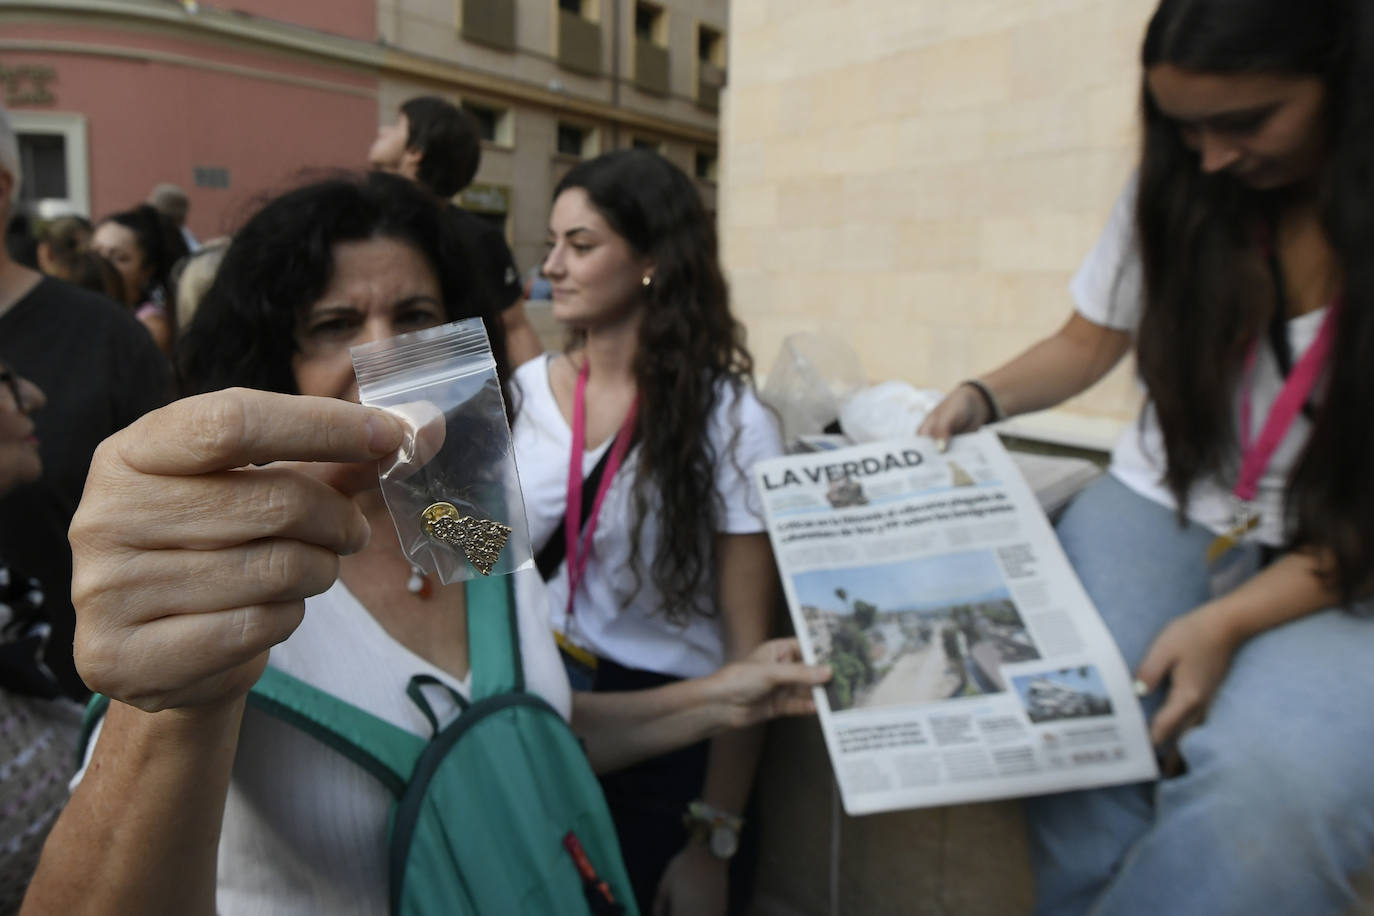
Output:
top-left (759, 332), bottom-right (866, 447)
top-left (839, 381), bottom-right (946, 444)
top-left (352, 318), bottom-right (533, 583)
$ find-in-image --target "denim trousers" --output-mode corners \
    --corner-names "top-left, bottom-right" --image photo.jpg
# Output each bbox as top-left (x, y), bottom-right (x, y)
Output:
top-left (1028, 474), bottom-right (1374, 916)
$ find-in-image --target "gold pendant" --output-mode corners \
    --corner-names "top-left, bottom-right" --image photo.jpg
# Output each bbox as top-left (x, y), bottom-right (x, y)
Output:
top-left (1205, 511), bottom-right (1260, 566)
top-left (422, 502), bottom-right (512, 576)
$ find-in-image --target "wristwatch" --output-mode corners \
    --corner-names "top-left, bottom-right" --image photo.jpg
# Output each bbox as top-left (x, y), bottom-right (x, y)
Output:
top-left (683, 800), bottom-right (744, 860)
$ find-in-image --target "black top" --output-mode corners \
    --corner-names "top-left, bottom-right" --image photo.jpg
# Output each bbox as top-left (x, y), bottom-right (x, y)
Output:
top-left (0, 277), bottom-right (173, 697)
top-left (446, 205), bottom-right (523, 316)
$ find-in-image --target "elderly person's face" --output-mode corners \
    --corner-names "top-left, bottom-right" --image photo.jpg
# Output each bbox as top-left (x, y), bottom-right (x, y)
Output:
top-left (0, 362), bottom-right (44, 496)
top-left (291, 237), bottom-right (446, 402)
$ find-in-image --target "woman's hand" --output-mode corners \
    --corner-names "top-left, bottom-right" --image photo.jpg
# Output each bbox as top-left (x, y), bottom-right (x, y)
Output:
top-left (652, 843), bottom-right (728, 916)
top-left (703, 637), bottom-right (831, 731)
top-left (917, 383), bottom-right (992, 449)
top-left (69, 388), bottom-right (404, 713)
top-left (1135, 604), bottom-right (1243, 750)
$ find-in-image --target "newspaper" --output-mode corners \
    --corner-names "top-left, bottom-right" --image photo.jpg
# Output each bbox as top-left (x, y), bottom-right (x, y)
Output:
top-left (755, 431), bottom-right (1158, 815)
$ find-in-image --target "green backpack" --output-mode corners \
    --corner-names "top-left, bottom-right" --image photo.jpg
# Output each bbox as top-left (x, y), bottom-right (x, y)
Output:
top-left (82, 576), bottom-right (637, 916)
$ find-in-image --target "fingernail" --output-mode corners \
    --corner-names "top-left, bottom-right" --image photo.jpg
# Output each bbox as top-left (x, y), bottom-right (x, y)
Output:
top-left (936, 437), bottom-right (949, 453)
top-left (365, 413), bottom-right (403, 455)
top-left (1133, 679), bottom-right (1149, 697)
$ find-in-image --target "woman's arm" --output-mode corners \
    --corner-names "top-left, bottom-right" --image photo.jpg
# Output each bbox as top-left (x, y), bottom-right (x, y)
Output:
top-left (573, 637), bottom-right (826, 774)
top-left (20, 391), bottom-right (403, 913)
top-left (651, 532), bottom-right (777, 915)
top-left (23, 700), bottom-right (244, 915)
top-left (1137, 549), bottom-right (1343, 747)
top-left (919, 311), bottom-right (1133, 444)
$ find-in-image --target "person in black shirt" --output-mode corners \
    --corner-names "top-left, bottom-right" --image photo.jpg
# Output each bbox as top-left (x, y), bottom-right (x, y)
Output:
top-left (0, 106), bottom-right (173, 698)
top-left (368, 95), bottom-right (542, 366)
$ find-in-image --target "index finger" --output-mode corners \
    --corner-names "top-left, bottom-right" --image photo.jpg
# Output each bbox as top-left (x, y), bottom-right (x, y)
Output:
top-left (115, 388), bottom-right (405, 477)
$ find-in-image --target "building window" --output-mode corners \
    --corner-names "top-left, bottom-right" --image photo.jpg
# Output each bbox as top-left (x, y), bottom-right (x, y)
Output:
top-left (632, 137), bottom-right (662, 154)
top-left (696, 24), bottom-right (726, 111)
top-left (462, 100), bottom-right (513, 147)
top-left (9, 111), bottom-right (89, 217)
top-left (559, 0), bottom-right (597, 18)
top-left (698, 24), bottom-right (724, 65)
top-left (694, 149), bottom-right (718, 183)
top-left (635, 2), bottom-right (666, 44)
top-left (557, 122), bottom-right (598, 158)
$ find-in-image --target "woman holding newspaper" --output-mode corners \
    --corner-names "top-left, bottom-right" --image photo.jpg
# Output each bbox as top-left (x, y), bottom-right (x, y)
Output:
top-left (520, 149), bottom-right (784, 915)
top-left (921, 0), bottom-right (1374, 913)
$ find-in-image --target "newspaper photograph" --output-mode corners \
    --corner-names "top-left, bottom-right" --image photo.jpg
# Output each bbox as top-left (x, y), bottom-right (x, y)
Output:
top-left (755, 431), bottom-right (1158, 815)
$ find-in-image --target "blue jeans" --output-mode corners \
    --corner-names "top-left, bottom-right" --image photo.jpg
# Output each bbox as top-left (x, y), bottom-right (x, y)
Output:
top-left (1028, 474), bottom-right (1374, 916)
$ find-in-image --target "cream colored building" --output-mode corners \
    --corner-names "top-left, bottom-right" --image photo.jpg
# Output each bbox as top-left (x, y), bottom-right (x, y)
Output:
top-left (378, 0), bottom-right (728, 276)
top-left (720, 0), bottom-right (1162, 448)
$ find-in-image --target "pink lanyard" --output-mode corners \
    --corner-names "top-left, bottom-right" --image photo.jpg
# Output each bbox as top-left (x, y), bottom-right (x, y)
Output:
top-left (1233, 304), bottom-right (1338, 502)
top-left (565, 360), bottom-right (638, 618)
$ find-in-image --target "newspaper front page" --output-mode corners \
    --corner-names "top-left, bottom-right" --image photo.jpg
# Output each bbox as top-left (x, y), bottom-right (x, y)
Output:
top-left (755, 431), bottom-right (1158, 815)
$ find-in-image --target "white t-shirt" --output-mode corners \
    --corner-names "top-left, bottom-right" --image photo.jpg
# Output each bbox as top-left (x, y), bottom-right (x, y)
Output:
top-left (79, 571), bottom-right (569, 916)
top-left (1071, 175), bottom-right (1328, 547)
top-left (512, 354), bottom-right (785, 679)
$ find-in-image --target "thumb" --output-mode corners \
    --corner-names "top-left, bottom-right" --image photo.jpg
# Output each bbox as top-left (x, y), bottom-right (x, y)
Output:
top-left (1134, 633), bottom-right (1175, 698)
top-left (765, 661), bottom-right (832, 687)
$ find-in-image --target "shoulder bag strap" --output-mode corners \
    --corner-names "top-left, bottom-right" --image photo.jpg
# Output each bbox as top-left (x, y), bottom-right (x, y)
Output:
top-left (534, 425), bottom-right (641, 582)
top-left (248, 666), bottom-right (427, 798)
top-left (466, 575), bottom-right (522, 701)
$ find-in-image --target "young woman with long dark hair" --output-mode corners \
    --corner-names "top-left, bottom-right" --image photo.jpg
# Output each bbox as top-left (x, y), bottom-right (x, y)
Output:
top-left (921, 0), bottom-right (1374, 911)
top-left (516, 149), bottom-right (782, 914)
top-left (93, 203), bottom-right (188, 353)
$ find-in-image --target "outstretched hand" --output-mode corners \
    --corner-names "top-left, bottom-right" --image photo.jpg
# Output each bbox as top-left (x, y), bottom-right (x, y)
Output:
top-left (70, 388), bottom-right (405, 713)
top-left (704, 637), bottom-right (831, 730)
top-left (917, 384), bottom-right (990, 450)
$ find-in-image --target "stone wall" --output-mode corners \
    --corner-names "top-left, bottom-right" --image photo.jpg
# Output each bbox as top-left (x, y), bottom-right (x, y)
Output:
top-left (720, 0), bottom-right (1161, 446)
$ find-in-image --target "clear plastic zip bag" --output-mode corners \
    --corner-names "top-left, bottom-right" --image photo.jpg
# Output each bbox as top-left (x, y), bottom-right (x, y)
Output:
top-left (352, 318), bottom-right (533, 583)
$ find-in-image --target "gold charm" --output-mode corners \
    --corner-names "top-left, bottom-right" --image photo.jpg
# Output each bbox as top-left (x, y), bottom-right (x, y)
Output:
top-left (422, 502), bottom-right (512, 576)
top-left (1205, 508), bottom-right (1260, 566)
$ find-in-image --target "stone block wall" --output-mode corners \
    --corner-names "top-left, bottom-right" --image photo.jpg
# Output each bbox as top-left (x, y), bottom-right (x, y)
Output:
top-left (720, 0), bottom-right (1161, 445)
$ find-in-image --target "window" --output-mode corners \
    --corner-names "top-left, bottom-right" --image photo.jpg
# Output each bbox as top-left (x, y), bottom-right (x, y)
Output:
top-left (635, 2), bottom-right (666, 44)
top-left (694, 149), bottom-right (718, 183)
top-left (559, 0), bottom-right (598, 18)
top-left (698, 25), bottom-right (723, 65)
top-left (461, 100), bottom-right (513, 146)
top-left (17, 134), bottom-right (66, 202)
top-left (631, 137), bottom-right (663, 155)
top-left (696, 24), bottom-right (726, 110)
top-left (9, 111), bottom-right (89, 217)
top-left (557, 122), bottom-right (598, 158)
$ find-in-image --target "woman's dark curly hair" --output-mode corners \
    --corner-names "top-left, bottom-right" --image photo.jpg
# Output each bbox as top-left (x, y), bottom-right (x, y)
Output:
top-left (1136, 0), bottom-right (1374, 598)
top-left (554, 150), bottom-right (757, 624)
top-left (178, 171), bottom-right (510, 401)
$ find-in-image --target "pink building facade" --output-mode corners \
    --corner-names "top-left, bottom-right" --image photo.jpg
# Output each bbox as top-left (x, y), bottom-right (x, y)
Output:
top-left (1, 2), bottom-right (379, 239)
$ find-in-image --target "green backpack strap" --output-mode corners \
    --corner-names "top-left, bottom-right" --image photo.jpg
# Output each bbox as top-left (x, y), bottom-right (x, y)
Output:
top-left (466, 575), bottom-right (524, 701)
top-left (77, 693), bottom-right (112, 767)
top-left (248, 666), bottom-right (427, 798)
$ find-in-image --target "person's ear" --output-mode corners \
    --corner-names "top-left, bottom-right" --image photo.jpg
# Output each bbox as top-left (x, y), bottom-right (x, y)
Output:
top-left (399, 148), bottom-right (424, 185)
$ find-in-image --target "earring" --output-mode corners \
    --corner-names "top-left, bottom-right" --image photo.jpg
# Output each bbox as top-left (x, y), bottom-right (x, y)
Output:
top-left (642, 274), bottom-right (652, 288)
